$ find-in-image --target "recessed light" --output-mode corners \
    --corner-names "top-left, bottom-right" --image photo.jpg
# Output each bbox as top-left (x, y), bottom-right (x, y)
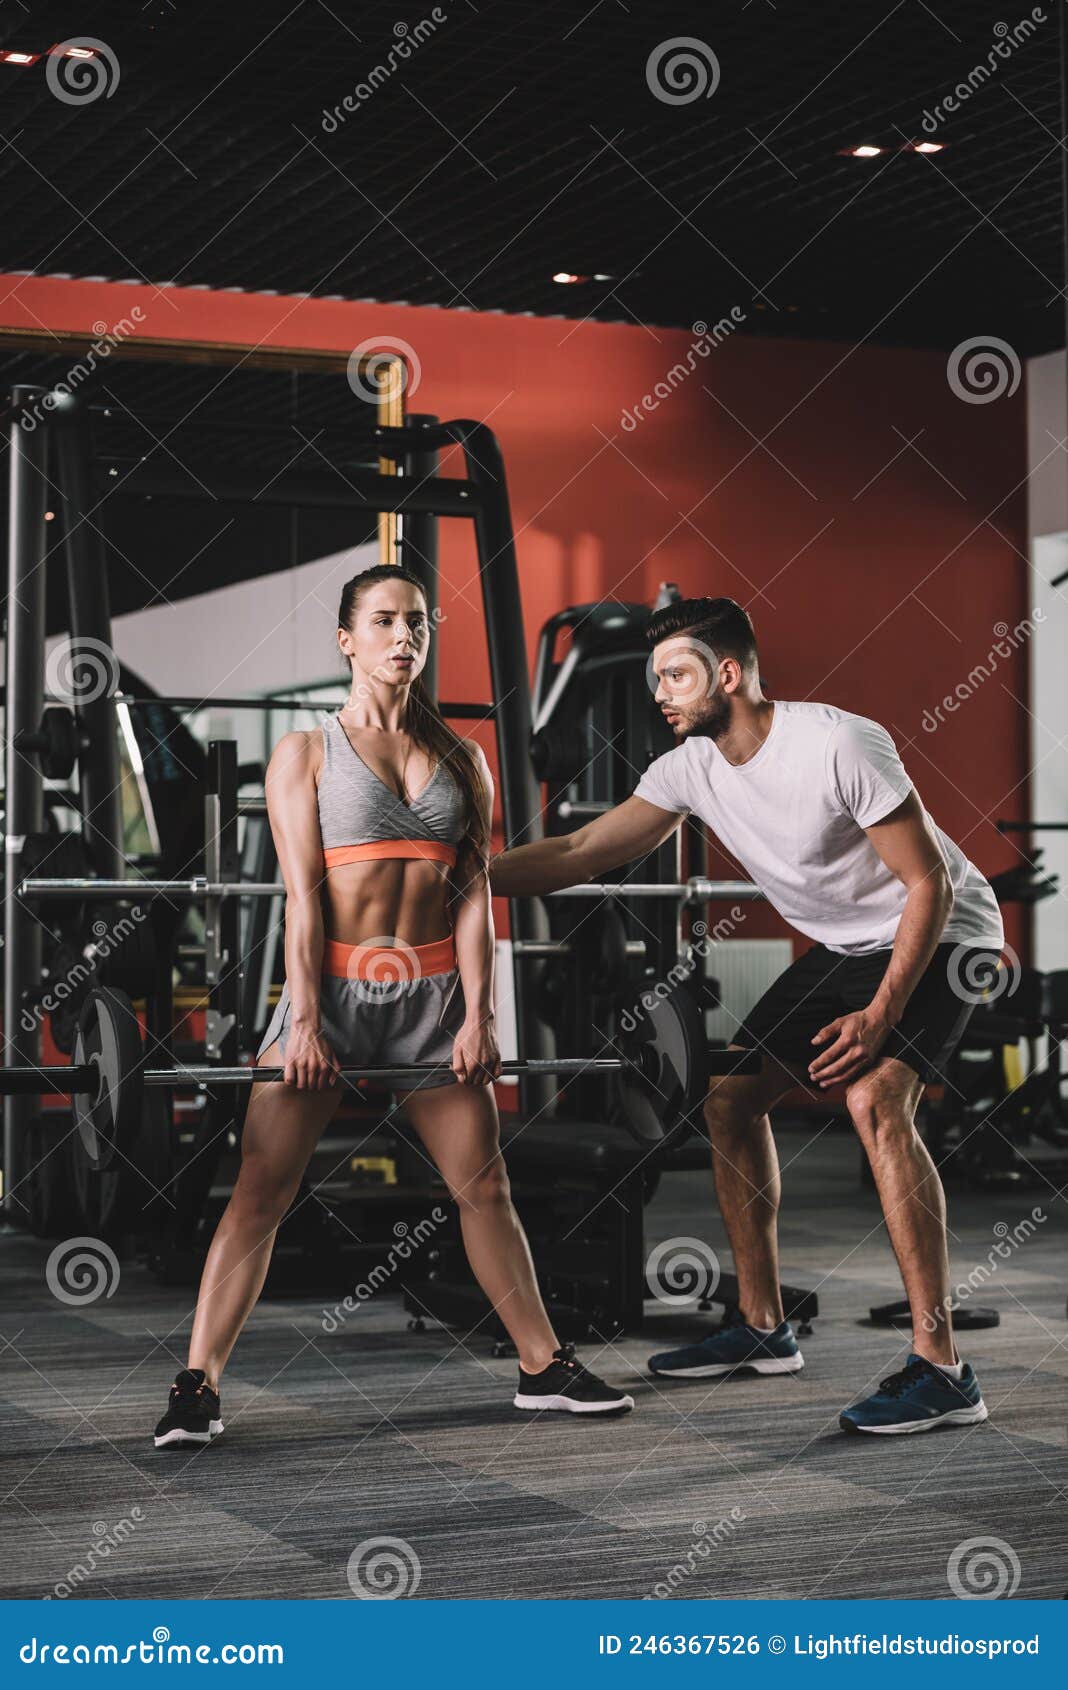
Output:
top-left (0, 50), bottom-right (40, 65)
top-left (845, 144), bottom-right (883, 158)
top-left (553, 272), bottom-right (584, 284)
top-left (909, 141), bottom-right (945, 153)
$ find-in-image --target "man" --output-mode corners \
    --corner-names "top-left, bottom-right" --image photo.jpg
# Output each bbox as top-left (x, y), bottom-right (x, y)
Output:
top-left (490, 596), bottom-right (1005, 1436)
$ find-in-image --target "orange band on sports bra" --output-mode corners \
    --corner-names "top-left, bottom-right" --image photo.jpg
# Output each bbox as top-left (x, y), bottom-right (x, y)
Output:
top-left (322, 840), bottom-right (457, 869)
top-left (322, 934), bottom-right (457, 980)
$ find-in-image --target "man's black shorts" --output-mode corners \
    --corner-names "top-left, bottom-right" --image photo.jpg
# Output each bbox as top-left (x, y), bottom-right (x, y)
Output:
top-left (732, 941), bottom-right (999, 1085)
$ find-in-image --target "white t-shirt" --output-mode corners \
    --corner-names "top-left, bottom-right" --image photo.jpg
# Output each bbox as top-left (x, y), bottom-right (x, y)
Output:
top-left (632, 700), bottom-right (1004, 956)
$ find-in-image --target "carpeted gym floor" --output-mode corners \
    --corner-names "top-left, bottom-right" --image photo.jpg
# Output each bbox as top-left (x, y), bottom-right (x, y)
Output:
top-left (2, 1127), bottom-right (1066, 1602)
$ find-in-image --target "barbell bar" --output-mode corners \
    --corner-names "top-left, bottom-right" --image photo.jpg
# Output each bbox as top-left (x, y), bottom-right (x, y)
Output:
top-left (171, 937), bottom-right (648, 961)
top-left (17, 878), bottom-right (279, 899)
top-left (0, 1056), bottom-right (647, 1092)
top-left (18, 873), bottom-right (762, 904)
top-left (153, 1058), bottom-right (632, 1085)
top-left (6, 1057), bottom-right (657, 1088)
top-left (542, 877), bottom-right (765, 904)
top-left (9, 986), bottom-right (760, 1167)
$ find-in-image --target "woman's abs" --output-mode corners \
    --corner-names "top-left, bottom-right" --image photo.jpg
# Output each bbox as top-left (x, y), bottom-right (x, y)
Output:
top-left (320, 857), bottom-right (453, 947)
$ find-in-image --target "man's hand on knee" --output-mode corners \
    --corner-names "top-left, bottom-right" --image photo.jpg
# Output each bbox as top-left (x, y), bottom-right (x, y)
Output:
top-left (808, 1005), bottom-right (892, 1088)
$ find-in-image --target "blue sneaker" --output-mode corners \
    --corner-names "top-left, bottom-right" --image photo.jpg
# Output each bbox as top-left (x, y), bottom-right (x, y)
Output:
top-left (839, 1353), bottom-right (988, 1436)
top-left (648, 1319), bottom-right (803, 1379)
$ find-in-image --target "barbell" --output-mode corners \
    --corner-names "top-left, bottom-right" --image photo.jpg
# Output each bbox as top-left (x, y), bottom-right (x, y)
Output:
top-left (8, 984), bottom-right (759, 1166)
top-left (16, 873), bottom-right (764, 904)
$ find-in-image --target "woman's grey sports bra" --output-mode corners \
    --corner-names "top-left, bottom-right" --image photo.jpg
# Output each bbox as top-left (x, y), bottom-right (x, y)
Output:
top-left (317, 710), bottom-right (467, 868)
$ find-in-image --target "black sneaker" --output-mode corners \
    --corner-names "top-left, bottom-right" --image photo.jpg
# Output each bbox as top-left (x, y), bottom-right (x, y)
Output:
top-left (153, 1367), bottom-right (224, 1449)
top-left (513, 1342), bottom-right (635, 1415)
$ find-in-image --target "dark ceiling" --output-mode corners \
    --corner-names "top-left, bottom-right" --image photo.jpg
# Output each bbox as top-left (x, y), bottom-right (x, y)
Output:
top-left (0, 0), bottom-right (1063, 354)
top-left (0, 351), bottom-right (382, 623)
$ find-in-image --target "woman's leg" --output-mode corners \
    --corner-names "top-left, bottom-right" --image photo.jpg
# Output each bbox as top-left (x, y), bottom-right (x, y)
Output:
top-left (186, 1040), bottom-right (344, 1389)
top-left (397, 1082), bottom-right (559, 1373)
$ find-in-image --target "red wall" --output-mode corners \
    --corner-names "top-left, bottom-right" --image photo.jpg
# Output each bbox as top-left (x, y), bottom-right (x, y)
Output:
top-left (0, 278), bottom-right (1029, 960)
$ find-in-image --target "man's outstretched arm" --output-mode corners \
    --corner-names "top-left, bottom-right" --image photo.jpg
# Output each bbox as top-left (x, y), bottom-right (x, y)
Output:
top-left (489, 794), bottom-right (685, 897)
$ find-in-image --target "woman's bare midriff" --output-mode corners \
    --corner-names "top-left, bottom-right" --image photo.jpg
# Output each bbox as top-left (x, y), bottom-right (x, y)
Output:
top-left (320, 857), bottom-right (453, 948)
top-left (311, 729), bottom-right (453, 950)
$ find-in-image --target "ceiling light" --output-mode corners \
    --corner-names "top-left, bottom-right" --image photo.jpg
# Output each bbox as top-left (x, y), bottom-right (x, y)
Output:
top-left (553, 272), bottom-right (584, 284)
top-left (909, 141), bottom-right (944, 153)
top-left (1, 50), bottom-right (40, 64)
top-left (846, 144), bottom-right (883, 158)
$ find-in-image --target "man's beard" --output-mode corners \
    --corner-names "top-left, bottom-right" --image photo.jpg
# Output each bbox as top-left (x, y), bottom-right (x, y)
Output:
top-left (674, 688), bottom-right (731, 742)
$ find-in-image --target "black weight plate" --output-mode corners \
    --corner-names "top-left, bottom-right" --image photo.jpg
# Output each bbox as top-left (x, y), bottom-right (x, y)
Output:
top-left (71, 988), bottom-right (145, 1171)
top-left (615, 979), bottom-right (708, 1147)
top-left (869, 1297), bottom-right (1001, 1331)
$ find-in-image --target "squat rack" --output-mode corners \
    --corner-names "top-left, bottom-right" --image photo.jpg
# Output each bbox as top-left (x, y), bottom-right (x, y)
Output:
top-left (2, 390), bottom-right (557, 1212)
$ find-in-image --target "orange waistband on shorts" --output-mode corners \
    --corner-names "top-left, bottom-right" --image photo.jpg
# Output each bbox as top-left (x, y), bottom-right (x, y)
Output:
top-left (323, 840), bottom-right (457, 869)
top-left (322, 933), bottom-right (457, 980)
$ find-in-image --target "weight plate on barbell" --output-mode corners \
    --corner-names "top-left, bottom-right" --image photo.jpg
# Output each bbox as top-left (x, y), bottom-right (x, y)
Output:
top-left (71, 987), bottom-right (145, 1172)
top-left (613, 979), bottom-right (709, 1148)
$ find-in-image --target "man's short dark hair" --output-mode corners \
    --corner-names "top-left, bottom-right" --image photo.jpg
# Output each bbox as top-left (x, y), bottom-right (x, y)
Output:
top-left (646, 596), bottom-right (758, 672)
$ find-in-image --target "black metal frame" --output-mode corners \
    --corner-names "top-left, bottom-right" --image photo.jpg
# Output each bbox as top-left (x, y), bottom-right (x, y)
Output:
top-left (3, 389), bottom-right (555, 1214)
top-left (3, 389), bottom-right (49, 1212)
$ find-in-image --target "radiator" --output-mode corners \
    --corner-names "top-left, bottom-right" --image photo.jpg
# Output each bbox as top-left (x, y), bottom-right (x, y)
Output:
top-left (701, 939), bottom-right (793, 1041)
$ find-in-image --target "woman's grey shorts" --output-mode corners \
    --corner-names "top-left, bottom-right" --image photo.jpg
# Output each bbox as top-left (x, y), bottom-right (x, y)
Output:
top-left (257, 968), bottom-right (467, 1091)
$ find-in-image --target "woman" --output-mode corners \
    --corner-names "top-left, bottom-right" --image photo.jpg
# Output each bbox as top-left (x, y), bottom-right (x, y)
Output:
top-left (153, 565), bottom-right (633, 1447)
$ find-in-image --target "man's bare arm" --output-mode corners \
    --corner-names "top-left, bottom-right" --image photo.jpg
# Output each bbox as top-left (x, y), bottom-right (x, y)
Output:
top-left (861, 791), bottom-right (954, 1028)
top-left (489, 794), bottom-right (684, 897)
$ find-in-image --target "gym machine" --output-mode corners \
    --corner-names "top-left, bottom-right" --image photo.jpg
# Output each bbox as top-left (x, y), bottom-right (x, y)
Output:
top-left (3, 380), bottom-right (817, 1341)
